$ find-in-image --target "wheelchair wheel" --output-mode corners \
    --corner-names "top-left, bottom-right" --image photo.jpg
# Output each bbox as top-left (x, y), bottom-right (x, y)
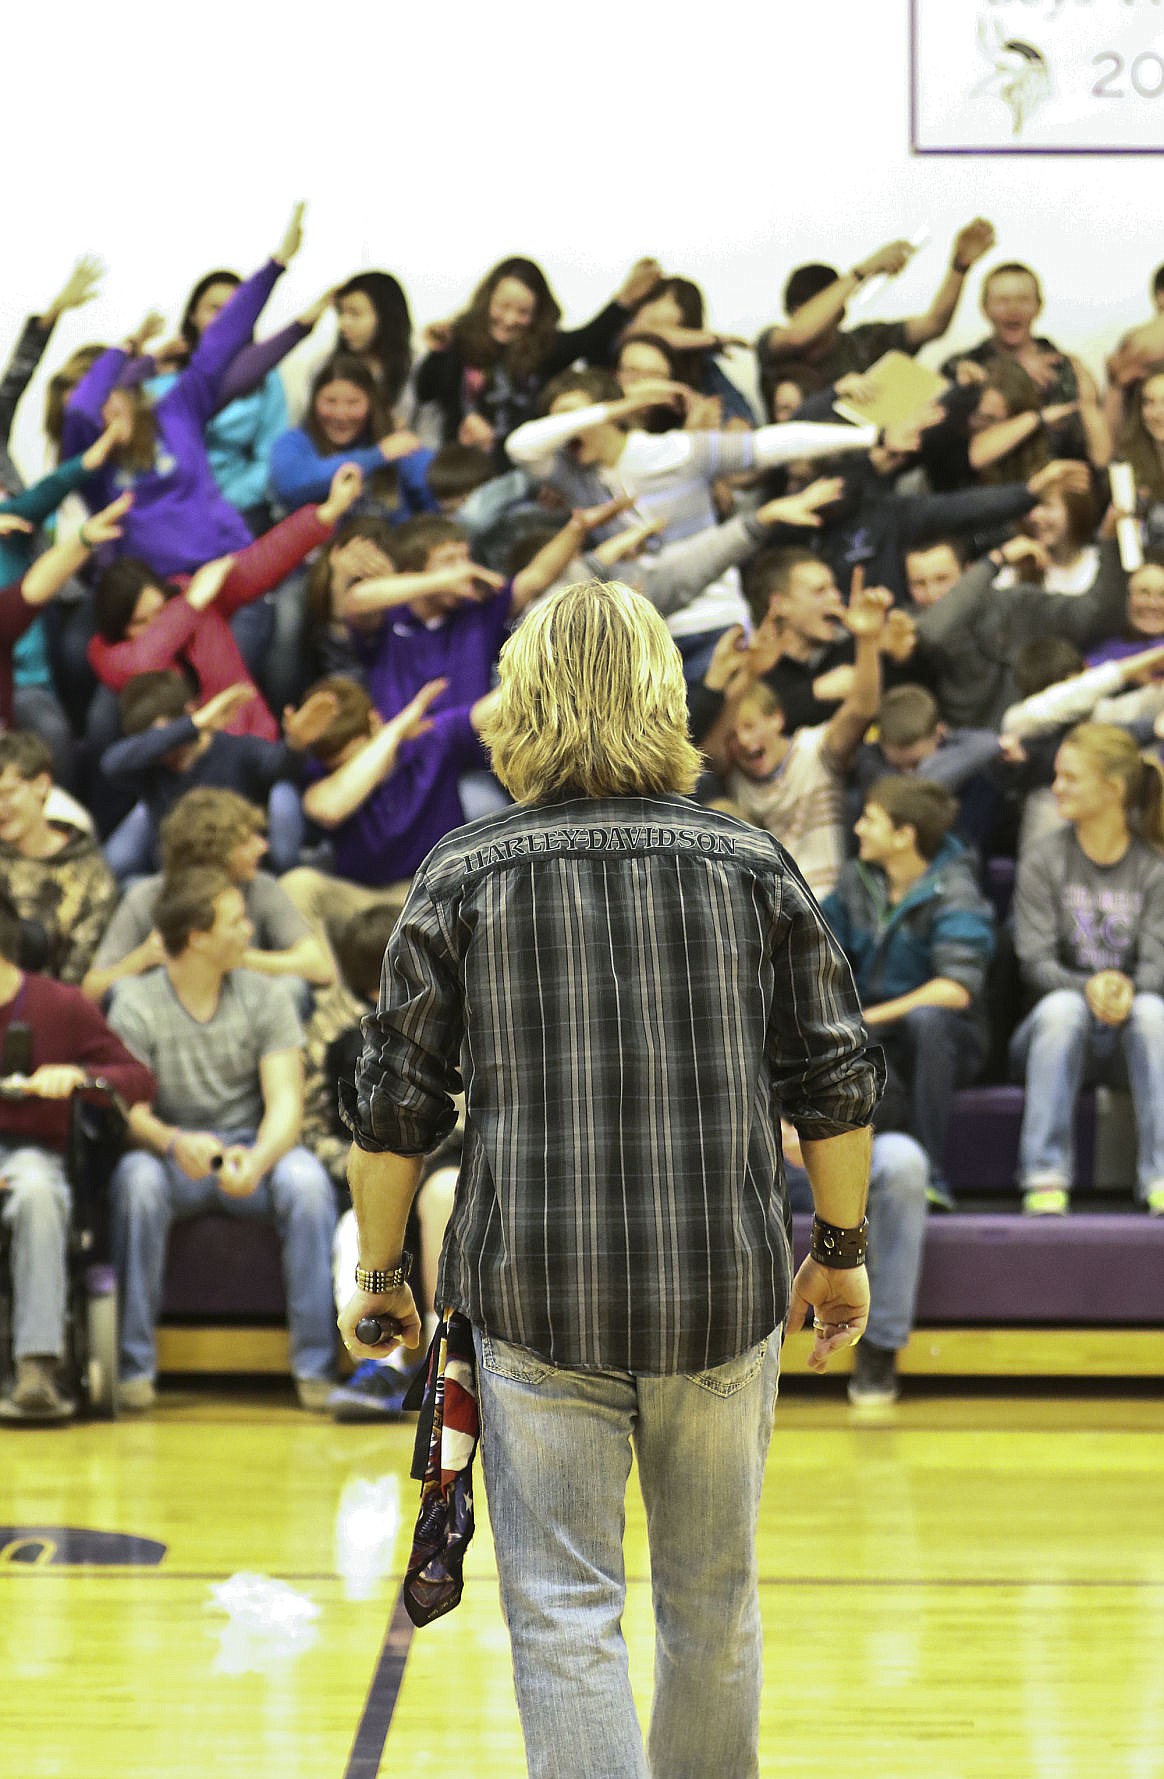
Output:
top-left (84, 1272), bottom-right (119, 1420)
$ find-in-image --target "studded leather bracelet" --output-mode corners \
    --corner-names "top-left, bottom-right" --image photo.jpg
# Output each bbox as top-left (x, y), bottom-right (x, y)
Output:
top-left (354, 1253), bottom-right (412, 1293)
top-left (809, 1215), bottom-right (869, 1269)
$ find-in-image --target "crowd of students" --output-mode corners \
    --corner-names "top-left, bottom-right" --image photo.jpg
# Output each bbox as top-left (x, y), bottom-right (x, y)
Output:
top-left (3, 201), bottom-right (1164, 1418)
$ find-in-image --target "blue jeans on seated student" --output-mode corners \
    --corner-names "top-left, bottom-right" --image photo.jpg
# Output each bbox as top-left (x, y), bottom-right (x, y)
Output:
top-left (1009, 989), bottom-right (1164, 1198)
top-left (0, 1146), bottom-right (70, 1360)
top-left (786, 1131), bottom-right (929, 1351)
top-left (474, 1325), bottom-right (781, 1779)
top-left (877, 1006), bottom-right (985, 1203)
top-left (110, 1134), bottom-right (336, 1385)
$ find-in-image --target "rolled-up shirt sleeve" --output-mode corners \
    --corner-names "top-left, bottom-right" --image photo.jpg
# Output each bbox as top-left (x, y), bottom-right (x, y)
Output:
top-left (766, 858), bottom-right (885, 1138)
top-left (343, 876), bottom-right (464, 1155)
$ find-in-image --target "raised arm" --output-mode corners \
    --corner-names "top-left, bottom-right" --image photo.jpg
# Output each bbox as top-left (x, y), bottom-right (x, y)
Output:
top-left (761, 238), bottom-right (917, 358)
top-left (180, 260), bottom-right (286, 424)
top-left (0, 256), bottom-right (103, 449)
top-left (179, 206), bottom-right (304, 423)
top-left (902, 219), bottom-right (995, 349)
top-left (268, 428), bottom-right (389, 508)
top-left (342, 561), bottom-right (504, 622)
top-left (1068, 357), bottom-right (1112, 470)
top-left (509, 496), bottom-right (634, 615)
top-left (540, 260), bottom-right (662, 377)
top-left (822, 579), bottom-right (890, 772)
top-left (4, 417), bottom-right (125, 529)
top-left (60, 346), bottom-right (131, 452)
top-left (17, 492), bottom-right (131, 612)
top-left (215, 321), bottom-right (309, 409)
top-left (302, 679), bottom-right (448, 828)
top-left (1001, 658), bottom-right (1130, 739)
top-left (214, 466), bottom-right (361, 619)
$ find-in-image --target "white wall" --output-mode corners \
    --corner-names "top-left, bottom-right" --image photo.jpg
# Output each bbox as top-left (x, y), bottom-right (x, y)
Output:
top-left (4, 0), bottom-right (1160, 475)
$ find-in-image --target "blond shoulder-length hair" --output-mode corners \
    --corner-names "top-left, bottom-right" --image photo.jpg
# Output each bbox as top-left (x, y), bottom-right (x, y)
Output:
top-left (480, 579), bottom-right (702, 803)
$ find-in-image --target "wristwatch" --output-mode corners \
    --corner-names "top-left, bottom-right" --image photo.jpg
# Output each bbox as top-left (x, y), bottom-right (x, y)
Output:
top-left (355, 1254), bottom-right (412, 1293)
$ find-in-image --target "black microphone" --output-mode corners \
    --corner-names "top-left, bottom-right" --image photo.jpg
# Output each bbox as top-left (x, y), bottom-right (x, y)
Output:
top-left (355, 1315), bottom-right (403, 1346)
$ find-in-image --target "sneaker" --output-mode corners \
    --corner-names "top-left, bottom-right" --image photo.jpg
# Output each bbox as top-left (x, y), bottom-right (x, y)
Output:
top-left (0, 1357), bottom-right (74, 1422)
top-left (328, 1359), bottom-right (415, 1423)
top-left (847, 1340), bottom-right (899, 1407)
top-left (295, 1377), bottom-right (335, 1414)
top-left (1022, 1186), bottom-right (1069, 1216)
top-left (925, 1175), bottom-right (957, 1213)
top-left (1146, 1184), bottom-right (1164, 1216)
top-left (118, 1375), bottom-right (157, 1412)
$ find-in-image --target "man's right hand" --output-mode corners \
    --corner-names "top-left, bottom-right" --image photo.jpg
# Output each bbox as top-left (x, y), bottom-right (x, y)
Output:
top-left (339, 1285), bottom-right (423, 1359)
top-left (783, 1257), bottom-right (870, 1371)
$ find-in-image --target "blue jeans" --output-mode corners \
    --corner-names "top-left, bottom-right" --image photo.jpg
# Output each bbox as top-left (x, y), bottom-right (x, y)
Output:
top-left (877, 1005), bottom-right (984, 1197)
top-left (474, 1325), bottom-right (781, 1779)
top-left (787, 1131), bottom-right (929, 1350)
top-left (110, 1136), bottom-right (337, 1383)
top-left (1009, 989), bottom-right (1164, 1199)
top-left (1, 1145), bottom-right (71, 1359)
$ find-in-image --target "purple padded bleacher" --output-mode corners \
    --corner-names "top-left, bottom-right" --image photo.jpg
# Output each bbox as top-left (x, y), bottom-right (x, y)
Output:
top-left (944, 1086), bottom-right (1096, 1195)
top-left (792, 1212), bottom-right (1164, 1324)
top-left (163, 1217), bottom-right (286, 1317)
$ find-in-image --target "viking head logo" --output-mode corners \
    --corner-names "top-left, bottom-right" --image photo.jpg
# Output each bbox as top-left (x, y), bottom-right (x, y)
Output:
top-left (975, 14), bottom-right (1052, 137)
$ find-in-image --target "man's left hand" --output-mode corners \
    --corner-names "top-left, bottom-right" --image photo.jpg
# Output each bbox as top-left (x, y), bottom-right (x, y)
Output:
top-left (783, 1257), bottom-right (870, 1372)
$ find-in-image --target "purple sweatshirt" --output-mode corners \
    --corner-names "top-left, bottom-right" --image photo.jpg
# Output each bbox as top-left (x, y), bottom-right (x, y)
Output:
top-left (325, 586), bottom-right (515, 880)
top-left (319, 707), bottom-right (489, 885)
top-left (1086, 633), bottom-right (1160, 668)
top-left (61, 259), bottom-right (285, 576)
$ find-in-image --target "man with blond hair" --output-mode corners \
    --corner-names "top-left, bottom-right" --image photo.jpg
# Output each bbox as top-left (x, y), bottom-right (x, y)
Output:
top-left (338, 579), bottom-right (882, 1779)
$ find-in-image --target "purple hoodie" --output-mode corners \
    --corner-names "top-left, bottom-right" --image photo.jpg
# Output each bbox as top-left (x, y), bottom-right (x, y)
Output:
top-left (61, 259), bottom-right (284, 576)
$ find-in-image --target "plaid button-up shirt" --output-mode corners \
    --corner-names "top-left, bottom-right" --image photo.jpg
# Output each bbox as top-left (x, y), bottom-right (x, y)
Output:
top-left (347, 794), bottom-right (882, 1375)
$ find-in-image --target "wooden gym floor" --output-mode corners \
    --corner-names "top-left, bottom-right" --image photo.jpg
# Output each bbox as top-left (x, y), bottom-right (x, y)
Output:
top-left (2, 1373), bottom-right (1163, 1779)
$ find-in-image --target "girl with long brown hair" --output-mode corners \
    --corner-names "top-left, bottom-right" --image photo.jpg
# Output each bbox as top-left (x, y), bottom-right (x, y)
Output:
top-left (414, 254), bottom-right (661, 458)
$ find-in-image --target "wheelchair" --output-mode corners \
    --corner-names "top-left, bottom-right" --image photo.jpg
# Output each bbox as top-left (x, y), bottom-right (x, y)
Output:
top-left (0, 1076), bottom-right (125, 1420)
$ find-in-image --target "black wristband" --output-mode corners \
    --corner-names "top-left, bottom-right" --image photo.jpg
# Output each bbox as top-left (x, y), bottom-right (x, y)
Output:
top-left (809, 1214), bottom-right (869, 1269)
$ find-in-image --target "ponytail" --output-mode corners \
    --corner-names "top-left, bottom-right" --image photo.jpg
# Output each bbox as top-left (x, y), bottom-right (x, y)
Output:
top-left (1130, 753), bottom-right (1164, 848)
top-left (1062, 722), bottom-right (1164, 848)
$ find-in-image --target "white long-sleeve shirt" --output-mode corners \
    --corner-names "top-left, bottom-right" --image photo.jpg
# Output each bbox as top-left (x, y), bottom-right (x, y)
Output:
top-left (506, 411), bottom-right (878, 638)
top-left (1001, 660), bottom-right (1125, 739)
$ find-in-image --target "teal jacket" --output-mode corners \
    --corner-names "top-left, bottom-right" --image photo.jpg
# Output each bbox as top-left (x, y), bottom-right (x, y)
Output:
top-left (821, 836), bottom-right (996, 1014)
top-left (1, 455), bottom-right (91, 687)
